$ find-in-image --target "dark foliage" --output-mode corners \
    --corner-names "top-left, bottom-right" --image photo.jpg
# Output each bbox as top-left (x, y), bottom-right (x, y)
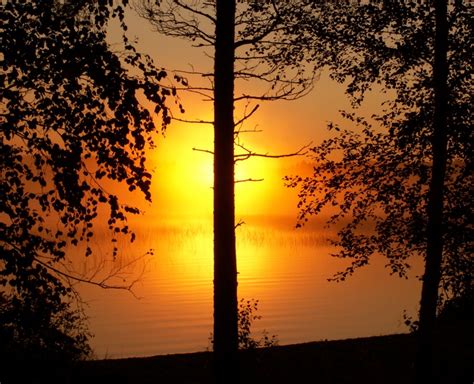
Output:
top-left (279, 1), bottom-right (472, 302)
top-left (437, 287), bottom-right (473, 329)
top-left (208, 298), bottom-right (278, 352)
top-left (237, 299), bottom-right (278, 350)
top-left (0, 0), bottom-right (173, 368)
top-left (0, 291), bottom-right (91, 383)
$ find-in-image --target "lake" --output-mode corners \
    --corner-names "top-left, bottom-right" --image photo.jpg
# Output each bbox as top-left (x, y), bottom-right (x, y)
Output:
top-left (77, 215), bottom-right (423, 359)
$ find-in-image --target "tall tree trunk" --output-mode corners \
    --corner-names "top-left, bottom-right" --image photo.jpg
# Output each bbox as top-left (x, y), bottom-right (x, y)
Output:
top-left (213, 0), bottom-right (238, 383)
top-left (415, 1), bottom-right (448, 383)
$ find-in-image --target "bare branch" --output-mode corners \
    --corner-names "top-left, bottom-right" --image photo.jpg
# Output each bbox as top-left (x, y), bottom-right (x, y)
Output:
top-left (174, 0), bottom-right (216, 24)
top-left (173, 85), bottom-right (213, 92)
top-left (234, 70), bottom-right (309, 86)
top-left (234, 104), bottom-right (260, 128)
top-left (235, 219), bottom-right (245, 229)
top-left (234, 142), bottom-right (312, 162)
top-left (175, 88), bottom-right (214, 101)
top-left (234, 85), bottom-right (313, 102)
top-left (235, 178), bottom-right (264, 183)
top-left (193, 147), bottom-right (214, 155)
top-left (235, 128), bottom-right (263, 134)
top-left (34, 256), bottom-right (140, 293)
top-left (134, 0), bottom-right (215, 45)
top-left (234, 2), bottom-right (281, 49)
top-left (172, 116), bottom-right (213, 124)
top-left (166, 68), bottom-right (213, 77)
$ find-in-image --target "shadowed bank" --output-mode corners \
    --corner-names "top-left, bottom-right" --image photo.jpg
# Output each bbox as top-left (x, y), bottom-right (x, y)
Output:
top-left (34, 333), bottom-right (472, 384)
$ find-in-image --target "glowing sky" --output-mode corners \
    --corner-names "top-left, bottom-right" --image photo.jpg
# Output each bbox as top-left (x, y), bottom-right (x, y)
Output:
top-left (109, 9), bottom-right (385, 220)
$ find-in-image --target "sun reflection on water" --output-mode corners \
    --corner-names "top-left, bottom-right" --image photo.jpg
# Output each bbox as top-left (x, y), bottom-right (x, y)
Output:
top-left (75, 216), bottom-right (422, 358)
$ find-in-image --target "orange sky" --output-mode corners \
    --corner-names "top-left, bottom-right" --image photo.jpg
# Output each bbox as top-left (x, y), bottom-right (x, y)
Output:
top-left (109, 10), bottom-right (388, 222)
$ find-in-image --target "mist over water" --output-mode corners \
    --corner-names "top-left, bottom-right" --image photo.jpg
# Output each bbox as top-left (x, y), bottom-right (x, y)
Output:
top-left (76, 215), bottom-right (422, 358)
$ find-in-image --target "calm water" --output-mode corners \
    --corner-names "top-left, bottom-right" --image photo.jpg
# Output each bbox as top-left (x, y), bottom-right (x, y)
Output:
top-left (77, 215), bottom-right (422, 359)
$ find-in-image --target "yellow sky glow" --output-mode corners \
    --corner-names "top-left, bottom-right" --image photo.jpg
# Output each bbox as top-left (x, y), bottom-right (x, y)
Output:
top-left (108, 10), bottom-right (388, 224)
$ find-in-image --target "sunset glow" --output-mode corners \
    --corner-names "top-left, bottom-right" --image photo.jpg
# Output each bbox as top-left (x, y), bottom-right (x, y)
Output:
top-left (6, 3), bottom-right (468, 382)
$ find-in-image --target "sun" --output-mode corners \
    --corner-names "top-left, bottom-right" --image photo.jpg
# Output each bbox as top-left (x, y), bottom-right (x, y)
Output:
top-left (197, 159), bottom-right (214, 188)
top-left (147, 113), bottom-right (292, 217)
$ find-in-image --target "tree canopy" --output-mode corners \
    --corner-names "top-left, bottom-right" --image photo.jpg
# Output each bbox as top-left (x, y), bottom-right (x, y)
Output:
top-left (281, 1), bottom-right (472, 302)
top-left (0, 0), bottom-right (173, 363)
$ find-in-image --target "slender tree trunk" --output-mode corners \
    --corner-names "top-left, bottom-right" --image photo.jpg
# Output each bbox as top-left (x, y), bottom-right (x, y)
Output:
top-left (415, 1), bottom-right (448, 383)
top-left (213, 0), bottom-right (238, 382)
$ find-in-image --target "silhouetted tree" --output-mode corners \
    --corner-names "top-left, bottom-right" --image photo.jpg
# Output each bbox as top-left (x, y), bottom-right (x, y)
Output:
top-left (266, 1), bottom-right (472, 382)
top-left (213, 2), bottom-right (239, 380)
top-left (0, 0), bottom-right (174, 372)
top-left (135, 1), bottom-right (312, 381)
top-left (416, 2), bottom-right (449, 382)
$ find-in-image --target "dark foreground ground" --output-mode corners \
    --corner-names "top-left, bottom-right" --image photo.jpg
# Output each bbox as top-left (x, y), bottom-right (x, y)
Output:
top-left (64, 333), bottom-right (472, 384)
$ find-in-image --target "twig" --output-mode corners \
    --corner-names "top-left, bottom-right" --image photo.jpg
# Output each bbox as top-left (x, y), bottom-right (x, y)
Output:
top-left (234, 142), bottom-right (312, 162)
top-left (172, 117), bottom-right (213, 125)
top-left (193, 147), bottom-right (214, 155)
top-left (234, 104), bottom-right (260, 127)
top-left (235, 178), bottom-right (264, 183)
